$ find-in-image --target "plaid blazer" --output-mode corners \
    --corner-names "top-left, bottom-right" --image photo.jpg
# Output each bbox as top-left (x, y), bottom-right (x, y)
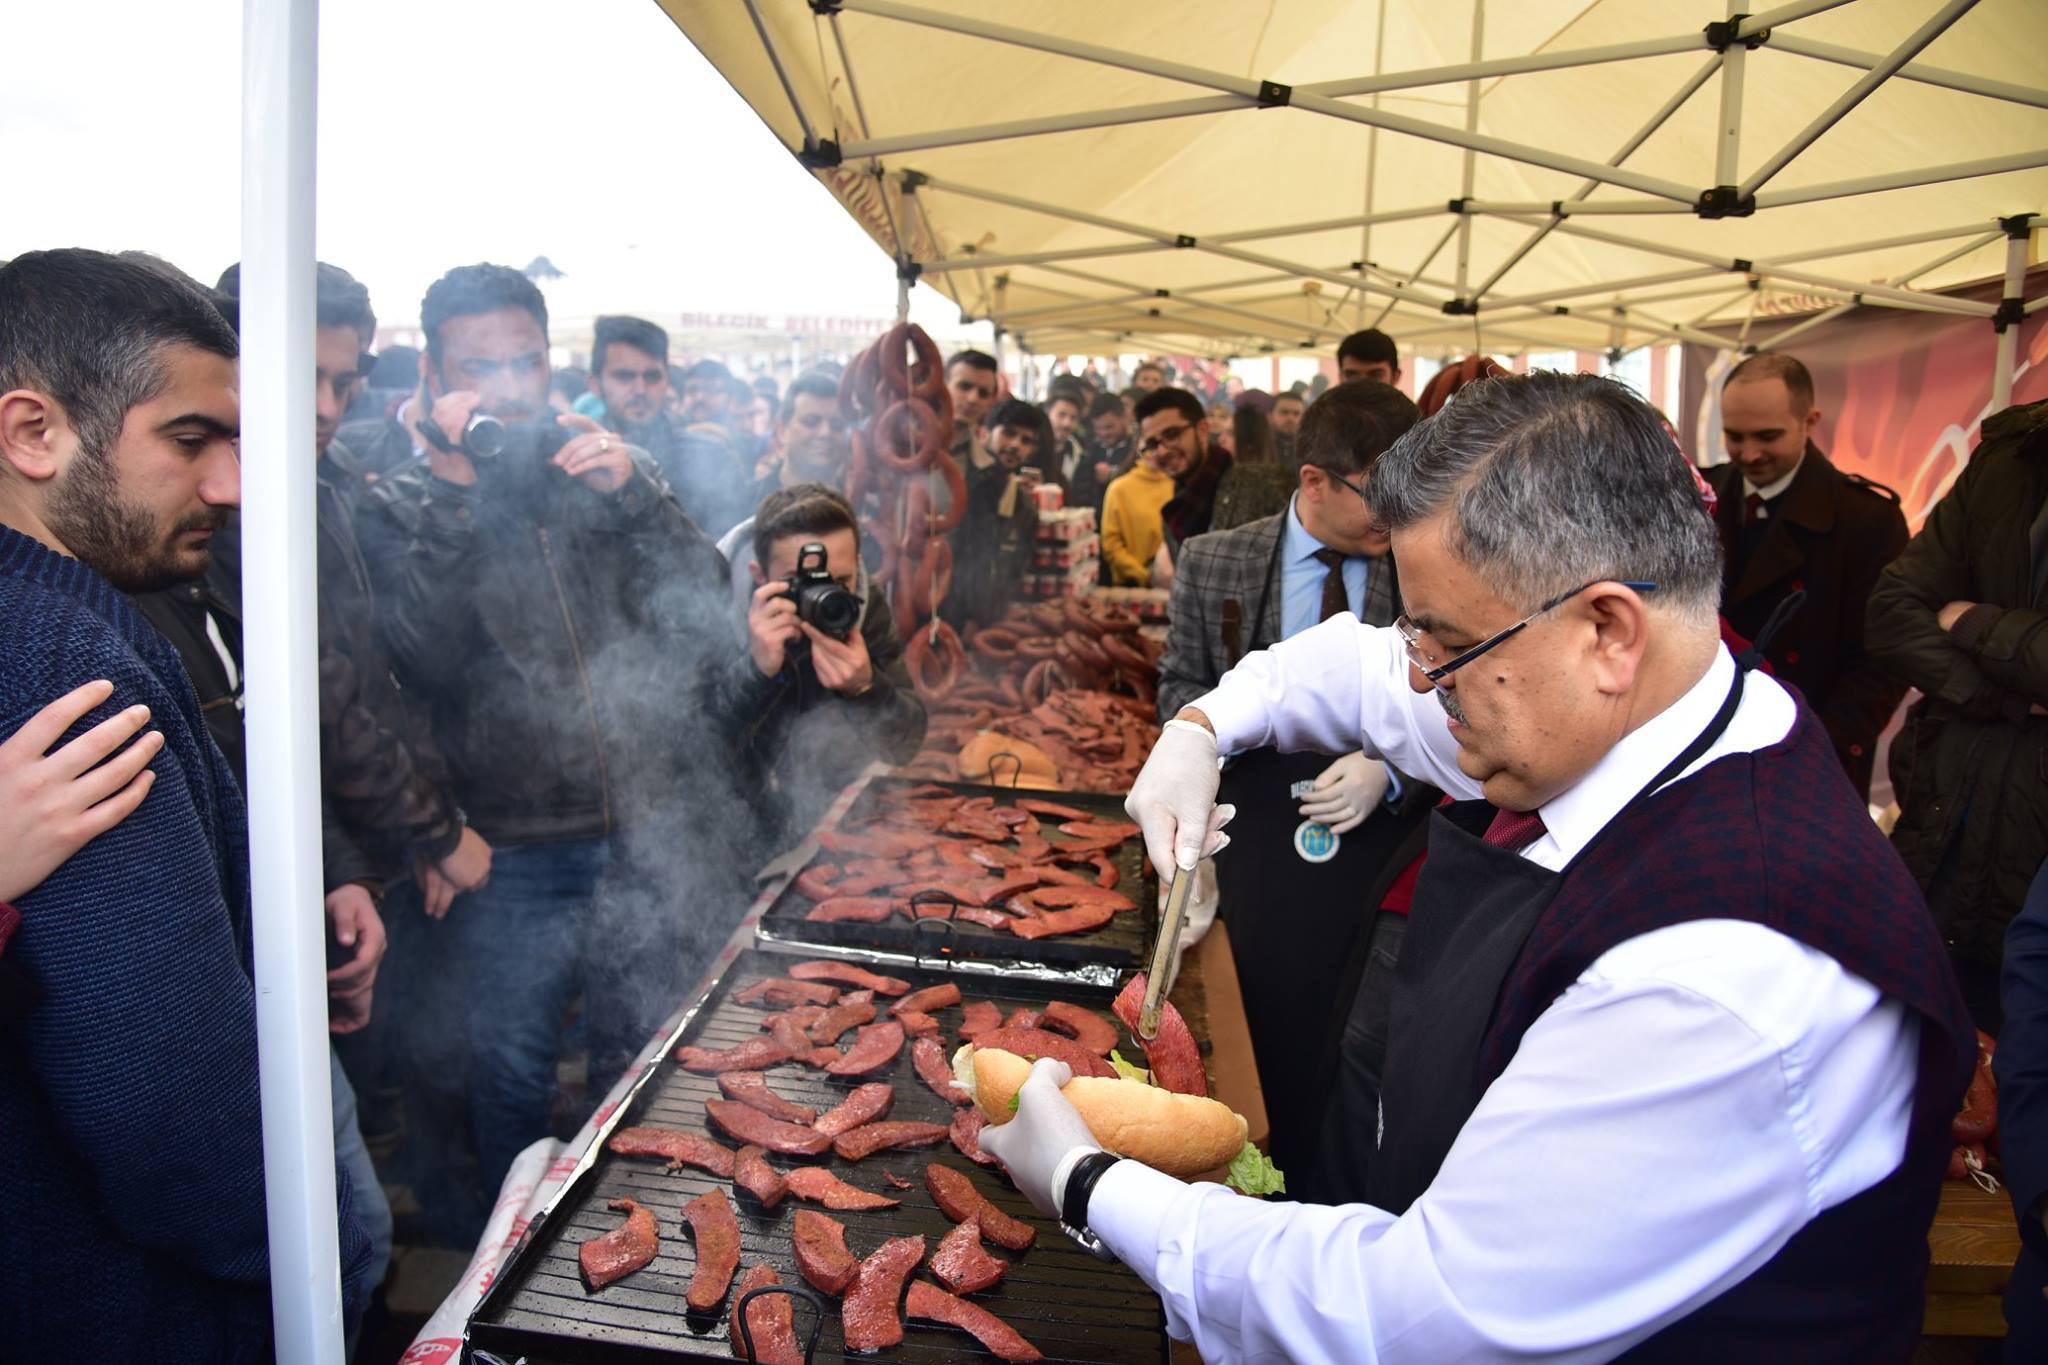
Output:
top-left (1157, 508), bottom-right (1397, 721)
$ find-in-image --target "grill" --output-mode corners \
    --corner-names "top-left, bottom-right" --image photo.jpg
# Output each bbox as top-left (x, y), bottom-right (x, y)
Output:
top-left (756, 777), bottom-right (1157, 973)
top-left (466, 948), bottom-right (1170, 1364)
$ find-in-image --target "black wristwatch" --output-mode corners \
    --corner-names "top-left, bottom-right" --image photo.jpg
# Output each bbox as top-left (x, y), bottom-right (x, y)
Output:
top-left (1058, 1151), bottom-right (1124, 1261)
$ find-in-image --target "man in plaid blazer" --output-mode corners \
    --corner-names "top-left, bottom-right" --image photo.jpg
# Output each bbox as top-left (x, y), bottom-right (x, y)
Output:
top-left (1156, 380), bottom-right (1436, 1178)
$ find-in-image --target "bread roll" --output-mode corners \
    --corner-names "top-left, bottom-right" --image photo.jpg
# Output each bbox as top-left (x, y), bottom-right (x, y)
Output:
top-left (970, 1046), bottom-right (1246, 1179)
top-left (958, 731), bottom-right (1058, 784)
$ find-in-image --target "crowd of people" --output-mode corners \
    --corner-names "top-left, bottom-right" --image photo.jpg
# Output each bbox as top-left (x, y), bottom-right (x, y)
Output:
top-left (0, 242), bottom-right (2044, 1360)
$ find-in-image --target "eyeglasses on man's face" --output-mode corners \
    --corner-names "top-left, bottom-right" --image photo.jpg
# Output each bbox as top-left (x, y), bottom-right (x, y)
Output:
top-left (1395, 579), bottom-right (1660, 688)
top-left (1138, 421), bottom-right (1192, 455)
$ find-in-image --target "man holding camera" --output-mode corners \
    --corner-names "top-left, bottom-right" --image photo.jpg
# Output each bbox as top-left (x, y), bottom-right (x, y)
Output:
top-left (715, 484), bottom-right (927, 846)
top-left (378, 263), bottom-right (738, 1198)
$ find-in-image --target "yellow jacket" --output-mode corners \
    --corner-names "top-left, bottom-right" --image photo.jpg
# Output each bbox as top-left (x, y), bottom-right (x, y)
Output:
top-left (1102, 461), bottom-right (1174, 586)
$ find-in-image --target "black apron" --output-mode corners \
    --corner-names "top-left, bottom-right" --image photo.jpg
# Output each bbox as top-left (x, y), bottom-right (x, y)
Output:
top-left (1214, 537), bottom-right (1428, 1174)
top-left (1364, 662), bottom-right (1749, 1215)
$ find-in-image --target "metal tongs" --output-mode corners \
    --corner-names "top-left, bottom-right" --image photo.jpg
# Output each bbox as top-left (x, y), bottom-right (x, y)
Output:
top-left (1137, 859), bottom-right (1198, 1040)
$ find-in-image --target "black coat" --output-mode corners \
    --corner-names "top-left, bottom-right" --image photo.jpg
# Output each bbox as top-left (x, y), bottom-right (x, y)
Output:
top-left (1706, 446), bottom-right (1908, 796)
top-left (1866, 400), bottom-right (2048, 962)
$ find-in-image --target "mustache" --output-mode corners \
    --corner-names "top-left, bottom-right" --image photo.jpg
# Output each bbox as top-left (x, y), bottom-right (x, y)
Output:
top-left (171, 506), bottom-right (231, 537)
top-left (1436, 687), bottom-right (1468, 725)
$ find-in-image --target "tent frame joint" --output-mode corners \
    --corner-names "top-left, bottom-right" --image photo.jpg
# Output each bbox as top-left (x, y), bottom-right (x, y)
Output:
top-left (1442, 298), bottom-right (1479, 316)
top-left (897, 259), bottom-right (923, 285)
top-left (1257, 79), bottom-right (1293, 108)
top-left (1992, 296), bottom-right (2025, 332)
top-left (807, 0), bottom-right (844, 13)
top-left (797, 137), bottom-right (843, 169)
top-left (2000, 212), bottom-right (2036, 239)
top-left (1175, 233), bottom-right (1198, 248)
top-left (899, 168), bottom-right (928, 192)
top-left (1703, 16), bottom-right (1771, 52)
top-left (1447, 197), bottom-right (1471, 215)
top-left (1696, 186), bottom-right (1757, 219)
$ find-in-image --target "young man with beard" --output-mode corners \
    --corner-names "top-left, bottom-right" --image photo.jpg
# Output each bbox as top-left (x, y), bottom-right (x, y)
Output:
top-left (594, 318), bottom-right (752, 539)
top-left (717, 371), bottom-right (855, 621)
top-left (0, 248), bottom-right (375, 1359)
top-left (1137, 386), bottom-right (1233, 561)
top-left (378, 263), bottom-right (738, 1198)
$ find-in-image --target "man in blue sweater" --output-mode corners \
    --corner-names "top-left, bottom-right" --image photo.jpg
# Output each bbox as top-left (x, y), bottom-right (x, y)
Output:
top-left (0, 248), bottom-right (373, 1359)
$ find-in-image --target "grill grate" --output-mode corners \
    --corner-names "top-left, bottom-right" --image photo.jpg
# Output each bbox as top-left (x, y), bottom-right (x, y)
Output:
top-left (757, 777), bottom-right (1156, 972)
top-left (467, 949), bottom-right (1170, 1364)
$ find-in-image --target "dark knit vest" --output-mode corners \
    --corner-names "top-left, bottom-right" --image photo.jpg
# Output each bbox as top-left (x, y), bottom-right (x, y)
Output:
top-left (1478, 706), bottom-right (1974, 1362)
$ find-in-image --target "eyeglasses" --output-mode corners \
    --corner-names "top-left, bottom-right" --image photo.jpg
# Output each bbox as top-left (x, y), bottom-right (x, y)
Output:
top-left (1315, 465), bottom-right (1368, 501)
top-left (1395, 579), bottom-right (1659, 686)
top-left (1138, 421), bottom-right (1192, 455)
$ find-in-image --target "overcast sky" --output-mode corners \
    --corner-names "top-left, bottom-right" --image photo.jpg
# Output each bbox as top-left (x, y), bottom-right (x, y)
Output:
top-left (3, 0), bottom-right (971, 337)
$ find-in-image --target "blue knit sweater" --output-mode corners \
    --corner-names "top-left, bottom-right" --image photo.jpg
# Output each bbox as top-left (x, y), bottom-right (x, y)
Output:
top-left (0, 524), bottom-right (372, 1359)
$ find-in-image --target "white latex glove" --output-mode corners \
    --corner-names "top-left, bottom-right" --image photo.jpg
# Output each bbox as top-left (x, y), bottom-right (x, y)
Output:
top-left (1125, 718), bottom-right (1235, 879)
top-left (1297, 750), bottom-right (1390, 835)
top-left (978, 1058), bottom-right (1101, 1217)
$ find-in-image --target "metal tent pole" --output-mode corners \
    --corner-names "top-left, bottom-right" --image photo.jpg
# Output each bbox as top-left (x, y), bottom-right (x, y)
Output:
top-left (241, 0), bottom-right (345, 1358)
top-left (1990, 219), bottom-right (2033, 411)
top-left (1769, 32), bottom-right (2048, 110)
top-left (1452, 1), bottom-right (1485, 302)
top-left (1739, 0), bottom-right (1981, 199)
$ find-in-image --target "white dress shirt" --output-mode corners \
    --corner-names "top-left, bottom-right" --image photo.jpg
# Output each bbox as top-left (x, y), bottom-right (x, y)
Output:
top-left (1091, 620), bottom-right (1919, 1363)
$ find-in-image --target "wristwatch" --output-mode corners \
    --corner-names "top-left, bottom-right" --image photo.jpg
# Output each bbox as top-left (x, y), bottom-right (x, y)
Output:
top-left (1058, 1151), bottom-right (1124, 1261)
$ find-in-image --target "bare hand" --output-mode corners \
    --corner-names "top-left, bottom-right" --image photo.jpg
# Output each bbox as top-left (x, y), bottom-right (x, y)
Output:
top-left (1093, 461), bottom-right (1116, 483)
top-left (802, 621), bottom-right (875, 696)
top-left (748, 580), bottom-right (804, 678)
top-left (1937, 600), bottom-right (1977, 632)
top-left (552, 412), bottom-right (634, 493)
top-left (325, 883), bottom-right (386, 1034)
top-left (0, 681), bottom-right (163, 903)
top-left (417, 860), bottom-right (457, 919)
top-left (436, 825), bottom-right (492, 894)
top-left (426, 390), bottom-right (484, 487)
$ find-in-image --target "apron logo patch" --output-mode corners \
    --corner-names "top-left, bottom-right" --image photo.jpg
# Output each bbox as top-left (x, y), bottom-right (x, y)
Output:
top-left (1293, 820), bottom-right (1340, 864)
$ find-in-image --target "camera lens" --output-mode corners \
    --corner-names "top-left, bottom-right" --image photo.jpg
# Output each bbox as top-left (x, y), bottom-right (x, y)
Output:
top-left (463, 413), bottom-right (507, 460)
top-left (800, 582), bottom-right (863, 639)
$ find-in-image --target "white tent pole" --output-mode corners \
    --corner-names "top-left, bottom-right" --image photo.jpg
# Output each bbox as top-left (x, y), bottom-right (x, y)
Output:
top-left (1762, 221), bottom-right (2018, 265)
top-left (241, 0), bottom-right (345, 1358)
top-left (1751, 150), bottom-right (2048, 209)
top-left (842, 0), bottom-right (1698, 203)
top-left (1463, 199), bottom-right (1692, 216)
top-left (1370, 220), bottom-right (1462, 329)
top-left (741, 0), bottom-right (818, 150)
top-left (1738, 0), bottom-right (1981, 199)
top-left (1453, 0), bottom-right (1486, 301)
top-left (1768, 32), bottom-right (2048, 110)
top-left (1358, 0), bottom-right (1390, 327)
top-left (839, 95), bottom-right (1246, 161)
top-left (1485, 266), bottom-right (1725, 311)
top-left (1211, 204), bottom-right (1446, 245)
top-left (1990, 221), bottom-right (2031, 411)
top-left (1736, 0), bottom-right (1861, 37)
top-left (916, 242), bottom-right (1172, 275)
top-left (1471, 54), bottom-right (1721, 302)
top-left (1713, 0), bottom-right (1747, 191)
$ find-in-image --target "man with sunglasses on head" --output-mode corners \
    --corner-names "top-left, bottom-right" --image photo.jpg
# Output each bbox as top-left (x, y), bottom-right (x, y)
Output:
top-left (983, 372), bottom-right (1972, 1362)
top-left (1156, 379), bottom-right (1438, 1187)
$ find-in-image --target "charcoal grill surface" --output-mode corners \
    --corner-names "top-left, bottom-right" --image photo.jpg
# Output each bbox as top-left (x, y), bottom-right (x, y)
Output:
top-left (467, 948), bottom-right (1169, 1364)
top-left (757, 777), bottom-right (1156, 972)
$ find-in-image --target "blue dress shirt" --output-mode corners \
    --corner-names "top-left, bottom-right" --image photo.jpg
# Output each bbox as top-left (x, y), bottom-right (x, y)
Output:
top-left (1279, 495), bottom-right (1369, 641)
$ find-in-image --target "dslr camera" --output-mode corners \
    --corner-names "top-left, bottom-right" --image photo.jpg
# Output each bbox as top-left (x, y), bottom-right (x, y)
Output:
top-left (456, 413), bottom-right (572, 465)
top-left (781, 541), bottom-right (862, 642)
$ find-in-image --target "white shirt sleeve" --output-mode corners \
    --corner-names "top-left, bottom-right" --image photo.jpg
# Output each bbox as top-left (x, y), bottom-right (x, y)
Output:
top-left (1087, 921), bottom-right (1918, 1365)
top-left (1190, 614), bottom-right (1479, 797)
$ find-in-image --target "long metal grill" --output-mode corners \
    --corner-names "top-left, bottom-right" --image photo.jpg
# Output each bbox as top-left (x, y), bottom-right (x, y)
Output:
top-left (467, 949), bottom-right (1170, 1363)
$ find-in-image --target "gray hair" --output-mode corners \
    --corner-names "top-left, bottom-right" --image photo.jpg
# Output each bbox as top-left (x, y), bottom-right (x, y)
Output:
top-left (1367, 371), bottom-right (1722, 621)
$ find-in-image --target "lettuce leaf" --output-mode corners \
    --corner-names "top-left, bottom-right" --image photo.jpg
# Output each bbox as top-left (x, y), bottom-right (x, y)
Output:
top-left (1225, 1142), bottom-right (1286, 1197)
top-left (1007, 1090), bottom-right (1020, 1113)
top-left (1108, 1049), bottom-right (1151, 1085)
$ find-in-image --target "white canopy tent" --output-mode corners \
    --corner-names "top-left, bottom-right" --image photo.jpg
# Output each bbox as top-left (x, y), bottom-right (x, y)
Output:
top-left (660, 0), bottom-right (2044, 403)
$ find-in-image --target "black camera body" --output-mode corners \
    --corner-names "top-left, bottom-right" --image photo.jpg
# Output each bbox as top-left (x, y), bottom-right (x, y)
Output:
top-left (461, 413), bottom-right (572, 465)
top-left (782, 541), bottom-right (862, 642)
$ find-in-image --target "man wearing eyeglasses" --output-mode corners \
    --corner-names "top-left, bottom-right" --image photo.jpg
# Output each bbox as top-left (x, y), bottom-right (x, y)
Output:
top-left (1156, 379), bottom-right (1437, 1187)
top-left (1136, 387), bottom-right (1233, 565)
top-left (986, 372), bottom-right (1972, 1362)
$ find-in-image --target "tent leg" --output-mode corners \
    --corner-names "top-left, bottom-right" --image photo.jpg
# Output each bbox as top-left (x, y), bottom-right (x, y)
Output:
top-left (241, 0), bottom-right (346, 1359)
top-left (1990, 224), bottom-right (2030, 412)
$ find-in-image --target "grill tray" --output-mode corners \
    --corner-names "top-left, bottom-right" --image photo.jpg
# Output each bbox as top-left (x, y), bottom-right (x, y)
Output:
top-left (756, 777), bottom-right (1156, 972)
top-left (466, 948), bottom-right (1169, 1363)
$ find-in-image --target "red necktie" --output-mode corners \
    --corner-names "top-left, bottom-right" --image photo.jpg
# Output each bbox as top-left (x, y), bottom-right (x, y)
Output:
top-left (1744, 491), bottom-right (1765, 526)
top-left (1482, 807), bottom-right (1547, 853)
